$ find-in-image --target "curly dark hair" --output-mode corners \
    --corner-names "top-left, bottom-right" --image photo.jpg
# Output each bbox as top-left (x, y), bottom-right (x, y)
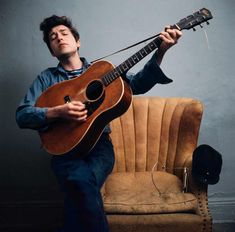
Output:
top-left (39, 15), bottom-right (80, 53)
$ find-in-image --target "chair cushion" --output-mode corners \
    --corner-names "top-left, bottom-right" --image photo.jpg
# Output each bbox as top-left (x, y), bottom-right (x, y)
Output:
top-left (103, 171), bottom-right (198, 214)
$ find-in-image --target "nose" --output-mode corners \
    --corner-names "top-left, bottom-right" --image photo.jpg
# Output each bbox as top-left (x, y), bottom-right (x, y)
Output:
top-left (57, 33), bottom-right (63, 42)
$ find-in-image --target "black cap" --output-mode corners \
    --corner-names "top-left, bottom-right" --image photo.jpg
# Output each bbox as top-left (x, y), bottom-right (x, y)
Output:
top-left (192, 144), bottom-right (222, 185)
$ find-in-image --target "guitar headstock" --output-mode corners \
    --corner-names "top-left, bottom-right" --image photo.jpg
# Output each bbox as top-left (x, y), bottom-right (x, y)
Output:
top-left (173, 8), bottom-right (213, 31)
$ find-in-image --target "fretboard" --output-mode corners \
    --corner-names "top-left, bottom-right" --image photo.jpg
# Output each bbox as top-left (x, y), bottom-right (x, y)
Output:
top-left (102, 36), bottom-right (163, 86)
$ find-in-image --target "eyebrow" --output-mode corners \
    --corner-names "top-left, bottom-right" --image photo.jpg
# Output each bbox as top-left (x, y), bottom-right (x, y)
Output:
top-left (49, 28), bottom-right (69, 37)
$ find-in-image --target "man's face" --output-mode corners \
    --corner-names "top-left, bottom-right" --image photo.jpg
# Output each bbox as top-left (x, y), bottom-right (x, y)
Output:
top-left (49, 25), bottom-right (80, 59)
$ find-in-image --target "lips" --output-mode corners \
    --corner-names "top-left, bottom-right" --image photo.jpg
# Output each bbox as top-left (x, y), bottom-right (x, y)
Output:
top-left (59, 43), bottom-right (68, 48)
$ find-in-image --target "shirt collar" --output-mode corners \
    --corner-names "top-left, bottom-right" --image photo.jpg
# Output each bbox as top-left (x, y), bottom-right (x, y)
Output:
top-left (52, 57), bottom-right (90, 75)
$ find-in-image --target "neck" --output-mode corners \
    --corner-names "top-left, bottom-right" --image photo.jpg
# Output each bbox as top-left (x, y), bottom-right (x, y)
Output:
top-left (59, 52), bottom-right (83, 71)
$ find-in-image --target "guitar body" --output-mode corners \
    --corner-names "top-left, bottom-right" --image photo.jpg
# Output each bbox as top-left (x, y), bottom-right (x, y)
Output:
top-left (36, 60), bottom-right (132, 156)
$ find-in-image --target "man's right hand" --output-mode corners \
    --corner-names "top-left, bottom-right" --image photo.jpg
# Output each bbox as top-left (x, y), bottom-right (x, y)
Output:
top-left (46, 101), bottom-right (87, 122)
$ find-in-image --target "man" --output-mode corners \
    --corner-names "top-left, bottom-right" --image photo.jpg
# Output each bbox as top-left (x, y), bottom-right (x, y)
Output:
top-left (16, 15), bottom-right (182, 232)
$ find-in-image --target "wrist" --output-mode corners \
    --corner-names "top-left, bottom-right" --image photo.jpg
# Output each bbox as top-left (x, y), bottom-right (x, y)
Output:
top-left (46, 106), bottom-right (60, 121)
top-left (156, 49), bottom-right (166, 66)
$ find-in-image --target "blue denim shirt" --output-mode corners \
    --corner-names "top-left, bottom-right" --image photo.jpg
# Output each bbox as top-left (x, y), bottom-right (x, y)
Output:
top-left (16, 52), bottom-right (172, 134)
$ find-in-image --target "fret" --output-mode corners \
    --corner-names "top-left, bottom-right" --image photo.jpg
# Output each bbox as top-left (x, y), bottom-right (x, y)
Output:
top-left (111, 70), bottom-right (118, 79)
top-left (120, 63), bottom-right (128, 72)
top-left (129, 57), bottom-right (136, 66)
top-left (102, 77), bottom-right (108, 86)
top-left (151, 40), bottom-right (158, 48)
top-left (116, 66), bottom-right (123, 76)
top-left (151, 37), bottom-right (162, 49)
top-left (103, 72), bottom-right (115, 86)
top-left (117, 64), bottom-right (124, 74)
top-left (119, 62), bottom-right (127, 71)
top-left (104, 74), bottom-right (111, 85)
top-left (144, 45), bottom-right (152, 53)
top-left (136, 52), bottom-right (143, 61)
top-left (141, 49), bottom-right (146, 56)
top-left (148, 43), bottom-right (155, 51)
top-left (138, 50), bottom-right (144, 58)
top-left (132, 54), bottom-right (140, 62)
top-left (103, 76), bottom-right (109, 86)
top-left (126, 59), bottom-right (133, 68)
top-left (107, 73), bottom-right (113, 82)
top-left (130, 55), bottom-right (137, 65)
top-left (143, 47), bottom-right (149, 55)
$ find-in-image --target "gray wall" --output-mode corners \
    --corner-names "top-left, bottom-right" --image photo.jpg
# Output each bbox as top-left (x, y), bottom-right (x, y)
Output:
top-left (0, 0), bottom-right (235, 228)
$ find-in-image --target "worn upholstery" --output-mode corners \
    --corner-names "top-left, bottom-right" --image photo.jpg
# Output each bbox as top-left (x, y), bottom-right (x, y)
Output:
top-left (103, 97), bottom-right (212, 232)
top-left (104, 171), bottom-right (197, 214)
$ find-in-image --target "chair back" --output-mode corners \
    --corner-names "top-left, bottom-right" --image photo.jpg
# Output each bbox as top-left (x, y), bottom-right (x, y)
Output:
top-left (110, 97), bottom-right (203, 175)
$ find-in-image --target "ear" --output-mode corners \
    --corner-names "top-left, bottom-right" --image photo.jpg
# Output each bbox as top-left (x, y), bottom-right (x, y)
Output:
top-left (76, 39), bottom-right (81, 49)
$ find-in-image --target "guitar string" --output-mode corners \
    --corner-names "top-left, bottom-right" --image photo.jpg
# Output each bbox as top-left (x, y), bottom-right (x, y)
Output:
top-left (203, 29), bottom-right (210, 50)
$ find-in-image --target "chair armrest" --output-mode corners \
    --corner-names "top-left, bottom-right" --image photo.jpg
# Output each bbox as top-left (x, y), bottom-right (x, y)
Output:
top-left (183, 156), bottom-right (207, 193)
top-left (183, 156), bottom-right (212, 230)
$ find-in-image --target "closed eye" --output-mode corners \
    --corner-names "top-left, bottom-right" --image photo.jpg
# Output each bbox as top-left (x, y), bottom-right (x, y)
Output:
top-left (49, 29), bottom-right (70, 41)
top-left (50, 33), bottom-right (57, 41)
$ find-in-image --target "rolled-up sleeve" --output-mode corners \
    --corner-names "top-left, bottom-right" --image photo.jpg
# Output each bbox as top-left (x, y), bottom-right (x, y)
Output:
top-left (124, 52), bottom-right (173, 95)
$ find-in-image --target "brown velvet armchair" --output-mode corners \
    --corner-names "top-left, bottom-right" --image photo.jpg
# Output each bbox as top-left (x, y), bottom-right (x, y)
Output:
top-left (102, 97), bottom-right (212, 232)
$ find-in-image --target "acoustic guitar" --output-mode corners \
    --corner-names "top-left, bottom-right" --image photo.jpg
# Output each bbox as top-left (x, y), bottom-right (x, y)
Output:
top-left (36, 8), bottom-right (212, 156)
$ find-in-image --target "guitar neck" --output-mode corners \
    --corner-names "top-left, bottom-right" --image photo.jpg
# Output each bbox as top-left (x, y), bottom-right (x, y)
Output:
top-left (102, 25), bottom-right (179, 86)
top-left (117, 36), bottom-right (163, 73)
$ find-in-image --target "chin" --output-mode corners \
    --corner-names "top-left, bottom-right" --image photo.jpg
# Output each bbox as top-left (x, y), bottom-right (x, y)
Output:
top-left (57, 52), bottom-right (73, 60)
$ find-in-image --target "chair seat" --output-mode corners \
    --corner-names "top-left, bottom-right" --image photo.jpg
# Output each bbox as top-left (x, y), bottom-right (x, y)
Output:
top-left (103, 171), bottom-right (197, 214)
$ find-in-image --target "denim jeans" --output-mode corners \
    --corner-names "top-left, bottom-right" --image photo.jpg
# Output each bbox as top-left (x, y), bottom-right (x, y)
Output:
top-left (51, 133), bottom-right (115, 232)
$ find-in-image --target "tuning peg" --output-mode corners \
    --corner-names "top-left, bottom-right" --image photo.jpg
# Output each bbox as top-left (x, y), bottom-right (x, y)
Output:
top-left (200, 24), bottom-right (203, 28)
top-left (193, 27), bottom-right (196, 31)
top-left (206, 21), bottom-right (210, 25)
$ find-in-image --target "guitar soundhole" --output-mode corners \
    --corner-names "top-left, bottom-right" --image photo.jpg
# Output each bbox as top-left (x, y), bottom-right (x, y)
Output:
top-left (86, 80), bottom-right (104, 101)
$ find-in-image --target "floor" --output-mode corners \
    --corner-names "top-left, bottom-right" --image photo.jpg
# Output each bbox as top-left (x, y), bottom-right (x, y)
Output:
top-left (0, 222), bottom-right (234, 232)
top-left (213, 222), bottom-right (235, 232)
top-left (0, 222), bottom-right (235, 232)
